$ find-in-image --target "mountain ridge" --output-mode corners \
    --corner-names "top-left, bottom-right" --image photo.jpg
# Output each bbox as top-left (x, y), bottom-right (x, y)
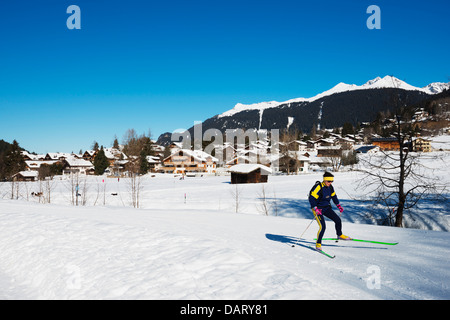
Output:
top-left (218, 76), bottom-right (450, 118)
top-left (157, 76), bottom-right (449, 145)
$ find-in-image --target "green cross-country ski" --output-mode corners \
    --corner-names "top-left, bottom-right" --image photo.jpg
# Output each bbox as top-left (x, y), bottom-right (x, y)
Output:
top-left (317, 238), bottom-right (399, 246)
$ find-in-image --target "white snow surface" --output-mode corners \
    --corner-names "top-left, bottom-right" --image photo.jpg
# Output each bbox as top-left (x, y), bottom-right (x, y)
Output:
top-left (1, 148), bottom-right (450, 299)
top-left (218, 76), bottom-right (450, 118)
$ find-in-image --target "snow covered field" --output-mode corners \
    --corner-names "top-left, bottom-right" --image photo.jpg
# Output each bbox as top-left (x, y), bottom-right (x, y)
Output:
top-left (1, 145), bottom-right (449, 299)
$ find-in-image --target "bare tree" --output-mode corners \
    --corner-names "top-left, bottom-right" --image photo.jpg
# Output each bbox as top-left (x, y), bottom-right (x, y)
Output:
top-left (93, 178), bottom-right (107, 206)
top-left (128, 172), bottom-right (143, 208)
top-left (257, 185), bottom-right (270, 216)
top-left (10, 179), bottom-right (19, 200)
top-left (271, 189), bottom-right (279, 216)
top-left (80, 176), bottom-right (89, 206)
top-left (230, 184), bottom-right (242, 213)
top-left (325, 155), bottom-right (342, 172)
top-left (125, 158), bottom-right (143, 208)
top-left (357, 111), bottom-right (447, 227)
top-left (66, 172), bottom-right (82, 206)
top-left (43, 178), bottom-right (56, 204)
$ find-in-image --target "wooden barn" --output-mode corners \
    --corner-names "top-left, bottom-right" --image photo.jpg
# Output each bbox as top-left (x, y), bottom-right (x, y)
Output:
top-left (12, 171), bottom-right (38, 182)
top-left (371, 137), bottom-right (400, 151)
top-left (228, 164), bottom-right (272, 184)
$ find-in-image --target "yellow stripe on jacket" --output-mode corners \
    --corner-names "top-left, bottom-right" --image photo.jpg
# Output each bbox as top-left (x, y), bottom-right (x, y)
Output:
top-left (310, 184), bottom-right (322, 199)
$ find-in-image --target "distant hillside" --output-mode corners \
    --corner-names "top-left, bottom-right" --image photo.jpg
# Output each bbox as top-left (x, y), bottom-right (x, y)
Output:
top-left (155, 88), bottom-right (431, 146)
top-left (157, 76), bottom-right (449, 145)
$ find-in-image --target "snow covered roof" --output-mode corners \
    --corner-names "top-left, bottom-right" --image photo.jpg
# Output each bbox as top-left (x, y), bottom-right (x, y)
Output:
top-left (25, 160), bottom-right (58, 169)
top-left (21, 151), bottom-right (45, 160)
top-left (165, 149), bottom-right (219, 163)
top-left (46, 152), bottom-right (73, 160)
top-left (64, 158), bottom-right (94, 168)
top-left (317, 146), bottom-right (342, 150)
top-left (14, 171), bottom-right (39, 178)
top-left (228, 164), bottom-right (272, 175)
top-left (84, 148), bottom-right (128, 160)
top-left (146, 155), bottom-right (160, 164)
top-left (103, 148), bottom-right (128, 160)
top-left (225, 156), bottom-right (250, 165)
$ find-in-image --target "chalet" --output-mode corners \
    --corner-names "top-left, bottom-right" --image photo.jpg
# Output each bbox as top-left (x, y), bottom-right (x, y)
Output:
top-left (275, 152), bottom-right (311, 174)
top-left (228, 164), bottom-right (272, 184)
top-left (317, 146), bottom-right (342, 158)
top-left (371, 137), bottom-right (400, 151)
top-left (309, 157), bottom-right (332, 170)
top-left (12, 171), bottom-right (38, 182)
top-left (345, 134), bottom-right (364, 144)
top-left (355, 145), bottom-right (379, 154)
top-left (82, 150), bottom-right (97, 161)
top-left (412, 137), bottom-right (432, 152)
top-left (220, 143), bottom-right (237, 162)
top-left (109, 159), bottom-right (129, 176)
top-left (295, 140), bottom-right (308, 151)
top-left (83, 148), bottom-right (127, 165)
top-left (62, 158), bottom-right (95, 175)
top-left (338, 137), bottom-right (356, 148)
top-left (225, 155), bottom-right (250, 167)
top-left (104, 148), bottom-right (128, 165)
top-left (21, 151), bottom-right (45, 161)
top-left (413, 109), bottom-right (429, 121)
top-left (146, 155), bottom-right (161, 172)
top-left (317, 138), bottom-right (336, 147)
top-left (45, 153), bottom-right (73, 161)
top-left (306, 140), bottom-right (319, 150)
top-left (160, 149), bottom-right (218, 174)
top-left (25, 160), bottom-right (58, 171)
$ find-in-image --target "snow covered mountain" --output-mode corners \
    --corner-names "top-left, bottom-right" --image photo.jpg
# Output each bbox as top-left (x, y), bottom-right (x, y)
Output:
top-left (156, 76), bottom-right (448, 145)
top-left (219, 76), bottom-right (450, 118)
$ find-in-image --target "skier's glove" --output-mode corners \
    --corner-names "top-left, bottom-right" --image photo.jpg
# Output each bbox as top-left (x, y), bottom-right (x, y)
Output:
top-left (337, 204), bottom-right (344, 213)
top-left (314, 207), bottom-right (322, 215)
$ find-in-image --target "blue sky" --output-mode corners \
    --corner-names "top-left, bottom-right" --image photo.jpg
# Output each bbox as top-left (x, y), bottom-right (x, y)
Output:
top-left (0, 0), bottom-right (449, 153)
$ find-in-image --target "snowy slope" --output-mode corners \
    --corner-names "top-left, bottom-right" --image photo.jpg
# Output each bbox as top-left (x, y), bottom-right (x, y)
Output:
top-left (0, 199), bottom-right (449, 300)
top-left (219, 76), bottom-right (450, 118)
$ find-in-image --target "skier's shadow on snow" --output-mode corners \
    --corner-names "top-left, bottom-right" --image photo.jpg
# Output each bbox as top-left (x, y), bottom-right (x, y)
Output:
top-left (265, 233), bottom-right (311, 246)
top-left (264, 234), bottom-right (316, 251)
top-left (265, 234), bottom-right (387, 250)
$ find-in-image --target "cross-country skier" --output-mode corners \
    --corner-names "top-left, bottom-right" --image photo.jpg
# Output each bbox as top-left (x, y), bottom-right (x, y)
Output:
top-left (309, 172), bottom-right (352, 251)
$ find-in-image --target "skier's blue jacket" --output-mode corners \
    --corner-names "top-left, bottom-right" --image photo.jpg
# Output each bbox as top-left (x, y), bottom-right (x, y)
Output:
top-left (308, 182), bottom-right (340, 209)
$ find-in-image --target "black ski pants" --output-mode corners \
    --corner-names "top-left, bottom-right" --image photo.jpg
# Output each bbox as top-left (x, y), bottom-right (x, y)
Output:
top-left (314, 206), bottom-right (342, 244)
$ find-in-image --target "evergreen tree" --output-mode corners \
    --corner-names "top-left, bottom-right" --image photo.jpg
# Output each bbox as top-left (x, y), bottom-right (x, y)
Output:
top-left (2, 140), bottom-right (26, 179)
top-left (341, 122), bottom-right (354, 135)
top-left (139, 150), bottom-right (149, 175)
top-left (92, 141), bottom-right (100, 151)
top-left (94, 147), bottom-right (109, 175)
top-left (113, 136), bottom-right (119, 149)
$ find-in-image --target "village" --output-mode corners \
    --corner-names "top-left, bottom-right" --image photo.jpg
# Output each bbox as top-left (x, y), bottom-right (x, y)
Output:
top-left (13, 108), bottom-right (448, 185)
